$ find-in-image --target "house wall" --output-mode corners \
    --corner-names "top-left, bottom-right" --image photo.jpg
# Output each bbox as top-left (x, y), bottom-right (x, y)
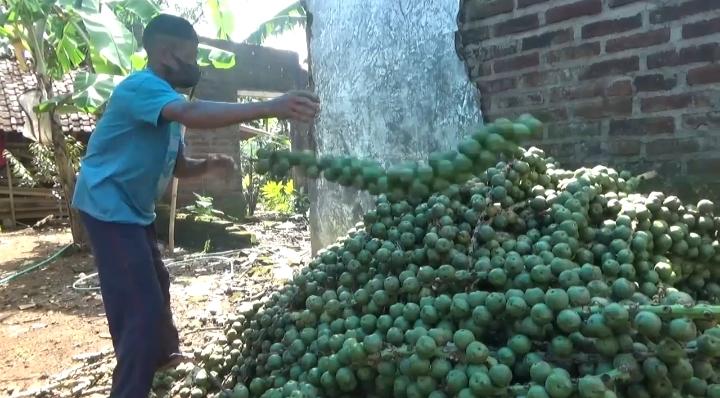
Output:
top-left (458, 0), bottom-right (720, 195)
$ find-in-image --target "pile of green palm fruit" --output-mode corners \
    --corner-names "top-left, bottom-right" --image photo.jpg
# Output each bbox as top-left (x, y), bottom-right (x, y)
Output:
top-left (162, 114), bottom-right (720, 398)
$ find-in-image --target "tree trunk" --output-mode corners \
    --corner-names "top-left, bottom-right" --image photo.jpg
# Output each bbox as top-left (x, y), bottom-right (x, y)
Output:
top-left (41, 77), bottom-right (87, 248)
top-left (50, 118), bottom-right (87, 248)
top-left (304, 0), bottom-right (484, 253)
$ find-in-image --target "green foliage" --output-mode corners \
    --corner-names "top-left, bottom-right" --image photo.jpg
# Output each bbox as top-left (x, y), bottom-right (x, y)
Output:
top-left (30, 136), bottom-right (84, 186)
top-left (240, 134), bottom-right (291, 216)
top-left (202, 238), bottom-right (212, 253)
top-left (293, 185), bottom-right (309, 217)
top-left (157, 0), bottom-right (204, 24)
top-left (237, 105), bottom-right (292, 217)
top-left (243, 1), bottom-right (305, 45)
top-left (0, 0), bottom-right (237, 115)
top-left (2, 136), bottom-right (84, 188)
top-left (206, 0), bottom-right (234, 41)
top-left (2, 149), bottom-right (35, 187)
top-left (260, 179), bottom-right (295, 214)
top-left (184, 192), bottom-right (226, 220)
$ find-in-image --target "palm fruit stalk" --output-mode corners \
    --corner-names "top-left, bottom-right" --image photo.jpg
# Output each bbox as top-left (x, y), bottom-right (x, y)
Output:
top-left (159, 115), bottom-right (720, 398)
top-left (254, 114), bottom-right (543, 205)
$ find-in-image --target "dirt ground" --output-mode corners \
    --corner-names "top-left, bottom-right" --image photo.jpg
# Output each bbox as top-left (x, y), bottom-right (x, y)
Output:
top-left (0, 228), bottom-right (107, 393)
top-left (0, 215), bottom-right (311, 397)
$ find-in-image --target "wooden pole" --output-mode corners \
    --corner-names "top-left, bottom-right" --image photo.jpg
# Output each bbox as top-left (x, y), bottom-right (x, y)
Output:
top-left (5, 161), bottom-right (16, 227)
top-left (168, 126), bottom-right (185, 255)
top-left (168, 177), bottom-right (179, 254)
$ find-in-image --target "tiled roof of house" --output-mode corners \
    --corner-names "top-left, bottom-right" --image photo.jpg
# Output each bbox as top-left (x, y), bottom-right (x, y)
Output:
top-left (0, 55), bottom-right (96, 135)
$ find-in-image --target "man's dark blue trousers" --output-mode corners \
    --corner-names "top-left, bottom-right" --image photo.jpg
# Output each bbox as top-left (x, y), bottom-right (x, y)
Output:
top-left (80, 211), bottom-right (180, 397)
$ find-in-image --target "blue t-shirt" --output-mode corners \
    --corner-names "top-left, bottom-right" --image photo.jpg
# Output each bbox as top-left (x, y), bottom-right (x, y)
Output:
top-left (72, 69), bottom-right (185, 226)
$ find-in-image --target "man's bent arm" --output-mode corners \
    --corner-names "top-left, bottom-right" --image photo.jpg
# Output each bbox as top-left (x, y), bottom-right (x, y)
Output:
top-left (173, 151), bottom-right (208, 178)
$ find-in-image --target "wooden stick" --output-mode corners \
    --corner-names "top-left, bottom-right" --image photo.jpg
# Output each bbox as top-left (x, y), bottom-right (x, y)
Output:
top-left (5, 161), bottom-right (16, 227)
top-left (168, 126), bottom-right (186, 255)
top-left (169, 177), bottom-right (179, 254)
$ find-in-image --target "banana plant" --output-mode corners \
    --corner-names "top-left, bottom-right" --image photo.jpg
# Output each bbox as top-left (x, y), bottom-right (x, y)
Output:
top-left (243, 1), bottom-right (305, 45)
top-left (0, 0), bottom-right (236, 245)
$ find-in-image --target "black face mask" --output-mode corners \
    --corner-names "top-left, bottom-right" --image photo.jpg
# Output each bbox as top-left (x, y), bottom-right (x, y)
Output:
top-left (167, 55), bottom-right (200, 89)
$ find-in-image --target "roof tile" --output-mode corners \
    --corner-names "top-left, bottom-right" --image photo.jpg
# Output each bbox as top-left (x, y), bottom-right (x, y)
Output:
top-left (0, 57), bottom-right (96, 135)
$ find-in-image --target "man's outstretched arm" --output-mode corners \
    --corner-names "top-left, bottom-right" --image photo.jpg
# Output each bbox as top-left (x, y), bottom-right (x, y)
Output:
top-left (162, 91), bottom-right (320, 130)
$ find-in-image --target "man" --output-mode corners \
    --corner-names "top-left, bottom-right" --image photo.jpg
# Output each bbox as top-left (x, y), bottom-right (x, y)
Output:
top-left (71, 14), bottom-right (319, 397)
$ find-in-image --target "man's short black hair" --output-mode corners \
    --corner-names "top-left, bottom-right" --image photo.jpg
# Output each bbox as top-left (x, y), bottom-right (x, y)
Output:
top-left (142, 14), bottom-right (199, 53)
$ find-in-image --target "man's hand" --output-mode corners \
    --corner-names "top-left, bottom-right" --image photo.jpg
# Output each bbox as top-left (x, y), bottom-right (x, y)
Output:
top-left (205, 153), bottom-right (236, 179)
top-left (268, 91), bottom-right (320, 123)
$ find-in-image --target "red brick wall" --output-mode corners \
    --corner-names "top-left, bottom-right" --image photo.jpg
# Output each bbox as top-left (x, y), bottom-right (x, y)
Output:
top-left (458, 0), bottom-right (720, 190)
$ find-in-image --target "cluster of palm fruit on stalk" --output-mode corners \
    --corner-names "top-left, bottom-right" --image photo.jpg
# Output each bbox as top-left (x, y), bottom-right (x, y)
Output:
top-left (253, 115), bottom-right (540, 203)
top-left (160, 114), bottom-right (720, 398)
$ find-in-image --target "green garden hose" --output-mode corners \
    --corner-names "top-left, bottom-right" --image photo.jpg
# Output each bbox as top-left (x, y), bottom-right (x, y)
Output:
top-left (0, 243), bottom-right (73, 285)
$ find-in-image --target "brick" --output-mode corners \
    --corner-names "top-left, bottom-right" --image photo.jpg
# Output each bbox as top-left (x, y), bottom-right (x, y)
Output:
top-left (463, 0), bottom-right (514, 21)
top-left (531, 108), bottom-right (569, 122)
top-left (647, 43), bottom-right (720, 69)
top-left (683, 16), bottom-right (720, 39)
top-left (522, 28), bottom-right (574, 51)
top-left (494, 53), bottom-right (540, 73)
top-left (496, 93), bottom-right (544, 109)
top-left (633, 74), bottom-right (678, 92)
top-left (607, 80), bottom-right (633, 97)
top-left (550, 83), bottom-right (604, 103)
top-left (610, 117), bottom-right (675, 136)
top-left (477, 77), bottom-right (517, 94)
top-left (641, 93), bottom-right (710, 113)
top-left (475, 44), bottom-right (518, 62)
top-left (521, 70), bottom-right (573, 87)
top-left (461, 27), bottom-right (491, 45)
top-left (544, 142), bottom-right (579, 159)
top-left (546, 0), bottom-right (602, 24)
top-left (546, 121), bottom-right (602, 139)
top-left (646, 138), bottom-right (700, 156)
top-left (687, 64), bottom-right (720, 86)
top-left (683, 112), bottom-right (720, 130)
top-left (518, 0), bottom-right (547, 7)
top-left (546, 42), bottom-right (601, 64)
top-left (608, 0), bottom-right (641, 7)
top-left (581, 14), bottom-right (642, 39)
top-left (606, 140), bottom-right (642, 156)
top-left (574, 97), bottom-right (633, 119)
top-left (688, 158), bottom-right (720, 174)
top-left (494, 14), bottom-right (539, 36)
top-left (650, 0), bottom-right (720, 24)
top-left (643, 93), bottom-right (692, 112)
top-left (579, 56), bottom-right (639, 80)
top-left (605, 28), bottom-right (671, 53)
